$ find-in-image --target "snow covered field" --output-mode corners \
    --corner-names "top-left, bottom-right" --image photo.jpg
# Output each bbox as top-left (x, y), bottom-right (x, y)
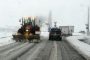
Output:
top-left (0, 29), bottom-right (16, 46)
top-left (0, 31), bottom-right (15, 46)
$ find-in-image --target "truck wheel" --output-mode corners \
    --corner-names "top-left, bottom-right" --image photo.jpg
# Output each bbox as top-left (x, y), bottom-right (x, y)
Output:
top-left (49, 37), bottom-right (51, 40)
top-left (59, 37), bottom-right (62, 41)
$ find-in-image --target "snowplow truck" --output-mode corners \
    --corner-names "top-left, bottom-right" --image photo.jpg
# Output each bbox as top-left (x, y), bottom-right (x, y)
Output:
top-left (12, 17), bottom-right (40, 42)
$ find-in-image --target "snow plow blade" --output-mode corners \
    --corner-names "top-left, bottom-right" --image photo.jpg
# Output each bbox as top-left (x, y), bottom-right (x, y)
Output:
top-left (12, 34), bottom-right (40, 42)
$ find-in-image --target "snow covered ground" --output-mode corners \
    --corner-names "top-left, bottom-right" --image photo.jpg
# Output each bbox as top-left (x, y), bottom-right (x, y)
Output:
top-left (83, 35), bottom-right (90, 45)
top-left (0, 32), bottom-right (12, 38)
top-left (0, 37), bottom-right (15, 46)
top-left (66, 34), bottom-right (90, 60)
top-left (0, 27), bottom-right (17, 46)
top-left (0, 31), bottom-right (15, 46)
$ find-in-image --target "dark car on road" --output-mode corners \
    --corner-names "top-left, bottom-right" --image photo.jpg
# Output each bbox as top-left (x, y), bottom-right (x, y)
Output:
top-left (49, 28), bottom-right (62, 41)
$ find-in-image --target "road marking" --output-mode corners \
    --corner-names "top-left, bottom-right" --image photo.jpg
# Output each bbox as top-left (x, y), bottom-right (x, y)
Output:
top-left (17, 40), bottom-right (47, 60)
top-left (26, 43), bottom-right (46, 60)
top-left (49, 41), bottom-right (57, 60)
top-left (58, 42), bottom-right (62, 60)
top-left (54, 41), bottom-right (58, 60)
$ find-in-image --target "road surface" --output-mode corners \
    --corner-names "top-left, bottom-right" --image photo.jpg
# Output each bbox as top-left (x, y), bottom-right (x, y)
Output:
top-left (0, 36), bottom-right (86, 60)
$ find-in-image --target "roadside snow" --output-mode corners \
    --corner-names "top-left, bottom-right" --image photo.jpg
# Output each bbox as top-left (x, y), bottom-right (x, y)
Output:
top-left (0, 37), bottom-right (15, 46)
top-left (84, 35), bottom-right (90, 45)
top-left (0, 32), bottom-right (12, 38)
top-left (0, 32), bottom-right (15, 46)
top-left (72, 32), bottom-right (86, 36)
top-left (66, 36), bottom-right (90, 60)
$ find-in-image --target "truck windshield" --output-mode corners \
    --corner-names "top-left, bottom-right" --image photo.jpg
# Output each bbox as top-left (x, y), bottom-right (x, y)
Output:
top-left (51, 28), bottom-right (61, 33)
top-left (23, 18), bottom-right (35, 26)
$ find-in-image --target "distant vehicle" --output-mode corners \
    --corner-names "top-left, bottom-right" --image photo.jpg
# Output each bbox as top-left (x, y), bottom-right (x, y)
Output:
top-left (49, 28), bottom-right (62, 41)
top-left (59, 26), bottom-right (74, 36)
top-left (12, 16), bottom-right (41, 42)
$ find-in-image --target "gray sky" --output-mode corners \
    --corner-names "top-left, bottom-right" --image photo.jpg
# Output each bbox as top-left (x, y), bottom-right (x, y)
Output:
top-left (0, 0), bottom-right (90, 32)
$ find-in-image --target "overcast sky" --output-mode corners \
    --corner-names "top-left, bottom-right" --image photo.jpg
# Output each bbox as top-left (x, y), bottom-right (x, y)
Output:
top-left (0, 0), bottom-right (90, 32)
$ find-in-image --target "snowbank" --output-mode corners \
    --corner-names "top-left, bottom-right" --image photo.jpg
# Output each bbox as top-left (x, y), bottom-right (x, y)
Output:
top-left (82, 35), bottom-right (90, 45)
top-left (66, 36), bottom-right (90, 60)
top-left (72, 32), bottom-right (86, 36)
top-left (84, 35), bottom-right (90, 41)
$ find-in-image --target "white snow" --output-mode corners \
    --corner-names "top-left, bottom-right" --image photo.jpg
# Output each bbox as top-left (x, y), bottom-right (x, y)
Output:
top-left (0, 32), bottom-right (12, 38)
top-left (72, 32), bottom-right (86, 36)
top-left (66, 35), bottom-right (90, 60)
top-left (0, 36), bottom-right (15, 46)
top-left (40, 32), bottom-right (49, 37)
top-left (0, 31), bottom-right (15, 46)
top-left (40, 24), bottom-right (49, 39)
top-left (84, 35), bottom-right (90, 41)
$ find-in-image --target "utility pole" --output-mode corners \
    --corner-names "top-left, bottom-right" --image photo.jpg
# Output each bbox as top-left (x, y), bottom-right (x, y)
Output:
top-left (54, 22), bottom-right (57, 27)
top-left (87, 7), bottom-right (90, 35)
top-left (48, 10), bottom-right (52, 32)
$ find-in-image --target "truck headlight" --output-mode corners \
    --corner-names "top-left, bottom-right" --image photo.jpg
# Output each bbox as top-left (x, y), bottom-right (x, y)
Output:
top-left (26, 29), bottom-right (29, 32)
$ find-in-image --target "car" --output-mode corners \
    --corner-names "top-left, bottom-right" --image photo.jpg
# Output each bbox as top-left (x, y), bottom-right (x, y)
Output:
top-left (49, 28), bottom-right (62, 41)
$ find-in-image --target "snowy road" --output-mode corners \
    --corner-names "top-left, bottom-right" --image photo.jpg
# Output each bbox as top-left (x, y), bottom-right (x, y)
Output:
top-left (0, 36), bottom-right (86, 60)
top-left (57, 41), bottom-right (85, 60)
